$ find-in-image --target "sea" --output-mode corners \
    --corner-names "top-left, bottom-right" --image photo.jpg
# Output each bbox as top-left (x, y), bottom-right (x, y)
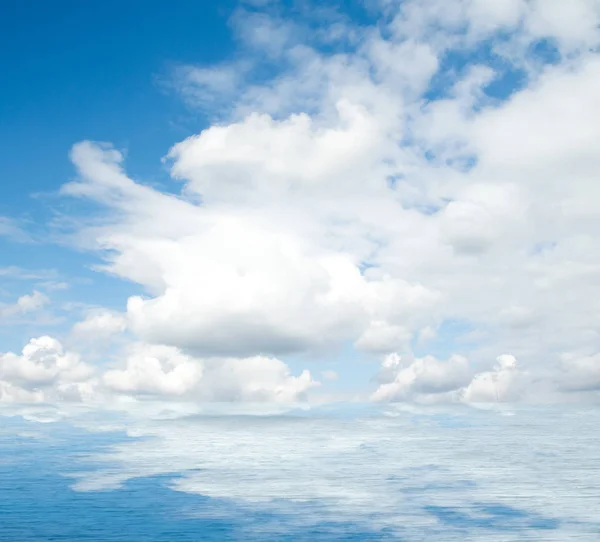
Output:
top-left (1, 402), bottom-right (599, 541)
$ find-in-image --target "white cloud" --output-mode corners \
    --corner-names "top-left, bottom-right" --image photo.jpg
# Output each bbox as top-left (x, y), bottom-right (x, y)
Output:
top-left (71, 310), bottom-right (127, 341)
top-left (372, 352), bottom-right (531, 404)
top-left (526, 0), bottom-right (600, 52)
top-left (390, 0), bottom-right (600, 55)
top-left (103, 343), bottom-right (204, 397)
top-left (354, 321), bottom-right (413, 353)
top-left (372, 353), bottom-right (472, 403)
top-left (171, 63), bottom-right (250, 111)
top-left (417, 326), bottom-right (437, 345)
top-left (167, 101), bottom-right (393, 201)
top-left (202, 355), bottom-right (317, 402)
top-left (0, 290), bottom-right (50, 320)
top-left (0, 334), bottom-right (317, 405)
top-left (14, 290), bottom-right (50, 312)
top-left (460, 355), bottom-right (527, 403)
top-left (557, 352), bottom-right (600, 392)
top-left (466, 0), bottom-right (526, 32)
top-left (65, 138), bottom-right (440, 358)
top-left (0, 266), bottom-right (58, 281)
top-left (0, 336), bottom-right (96, 403)
top-left (0, 381), bottom-right (45, 403)
top-left (103, 342), bottom-right (318, 403)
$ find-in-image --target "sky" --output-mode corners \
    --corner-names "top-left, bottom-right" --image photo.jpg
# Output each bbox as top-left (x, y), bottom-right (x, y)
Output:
top-left (2, 0), bottom-right (600, 407)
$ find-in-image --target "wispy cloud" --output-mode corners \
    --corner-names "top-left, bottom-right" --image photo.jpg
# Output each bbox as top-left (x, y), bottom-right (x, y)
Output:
top-left (0, 290), bottom-right (50, 320)
top-left (0, 217), bottom-right (32, 243)
top-left (0, 266), bottom-right (59, 281)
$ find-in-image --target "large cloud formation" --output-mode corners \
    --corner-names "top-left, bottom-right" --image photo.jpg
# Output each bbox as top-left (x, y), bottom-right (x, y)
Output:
top-left (370, 352), bottom-right (529, 404)
top-left (0, 336), bottom-right (317, 404)
top-left (3, 0), bottom-right (600, 404)
top-left (102, 342), bottom-right (316, 402)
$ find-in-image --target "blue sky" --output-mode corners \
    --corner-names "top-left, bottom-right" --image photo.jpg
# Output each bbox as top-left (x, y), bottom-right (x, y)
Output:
top-left (1, 2), bottom-right (232, 254)
top-left (1, 0), bottom-right (600, 406)
top-left (1, 1), bottom-right (235, 343)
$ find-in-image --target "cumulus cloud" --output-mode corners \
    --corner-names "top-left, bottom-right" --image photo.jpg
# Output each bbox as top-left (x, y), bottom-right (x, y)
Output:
top-left (460, 355), bottom-right (527, 403)
top-left (0, 335), bottom-right (317, 405)
top-left (372, 353), bottom-right (529, 404)
top-left (372, 353), bottom-right (472, 403)
top-left (0, 337), bottom-right (96, 403)
top-left (102, 342), bottom-right (317, 403)
top-left (202, 355), bottom-right (317, 402)
top-left (102, 343), bottom-right (204, 397)
top-left (65, 138), bottom-right (440, 358)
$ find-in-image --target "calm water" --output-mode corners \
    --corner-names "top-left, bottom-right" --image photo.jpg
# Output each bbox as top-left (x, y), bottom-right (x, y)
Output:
top-left (1, 403), bottom-right (599, 541)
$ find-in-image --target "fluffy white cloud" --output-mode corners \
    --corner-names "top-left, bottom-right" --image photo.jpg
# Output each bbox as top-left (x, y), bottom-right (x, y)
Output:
top-left (372, 353), bottom-right (471, 403)
top-left (102, 344), bottom-right (317, 403)
top-left (0, 337), bottom-right (96, 403)
top-left (65, 139), bottom-right (440, 357)
top-left (0, 335), bottom-right (317, 404)
top-left (103, 343), bottom-right (204, 397)
top-left (168, 102), bottom-right (393, 200)
top-left (372, 353), bottom-right (529, 404)
top-left (460, 355), bottom-right (527, 403)
top-left (0, 381), bottom-right (45, 403)
top-left (102, 343), bottom-right (318, 403)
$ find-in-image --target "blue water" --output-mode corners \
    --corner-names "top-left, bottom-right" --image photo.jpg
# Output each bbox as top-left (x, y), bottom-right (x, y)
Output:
top-left (1, 430), bottom-right (394, 540)
top-left (1, 405), bottom-right (600, 541)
